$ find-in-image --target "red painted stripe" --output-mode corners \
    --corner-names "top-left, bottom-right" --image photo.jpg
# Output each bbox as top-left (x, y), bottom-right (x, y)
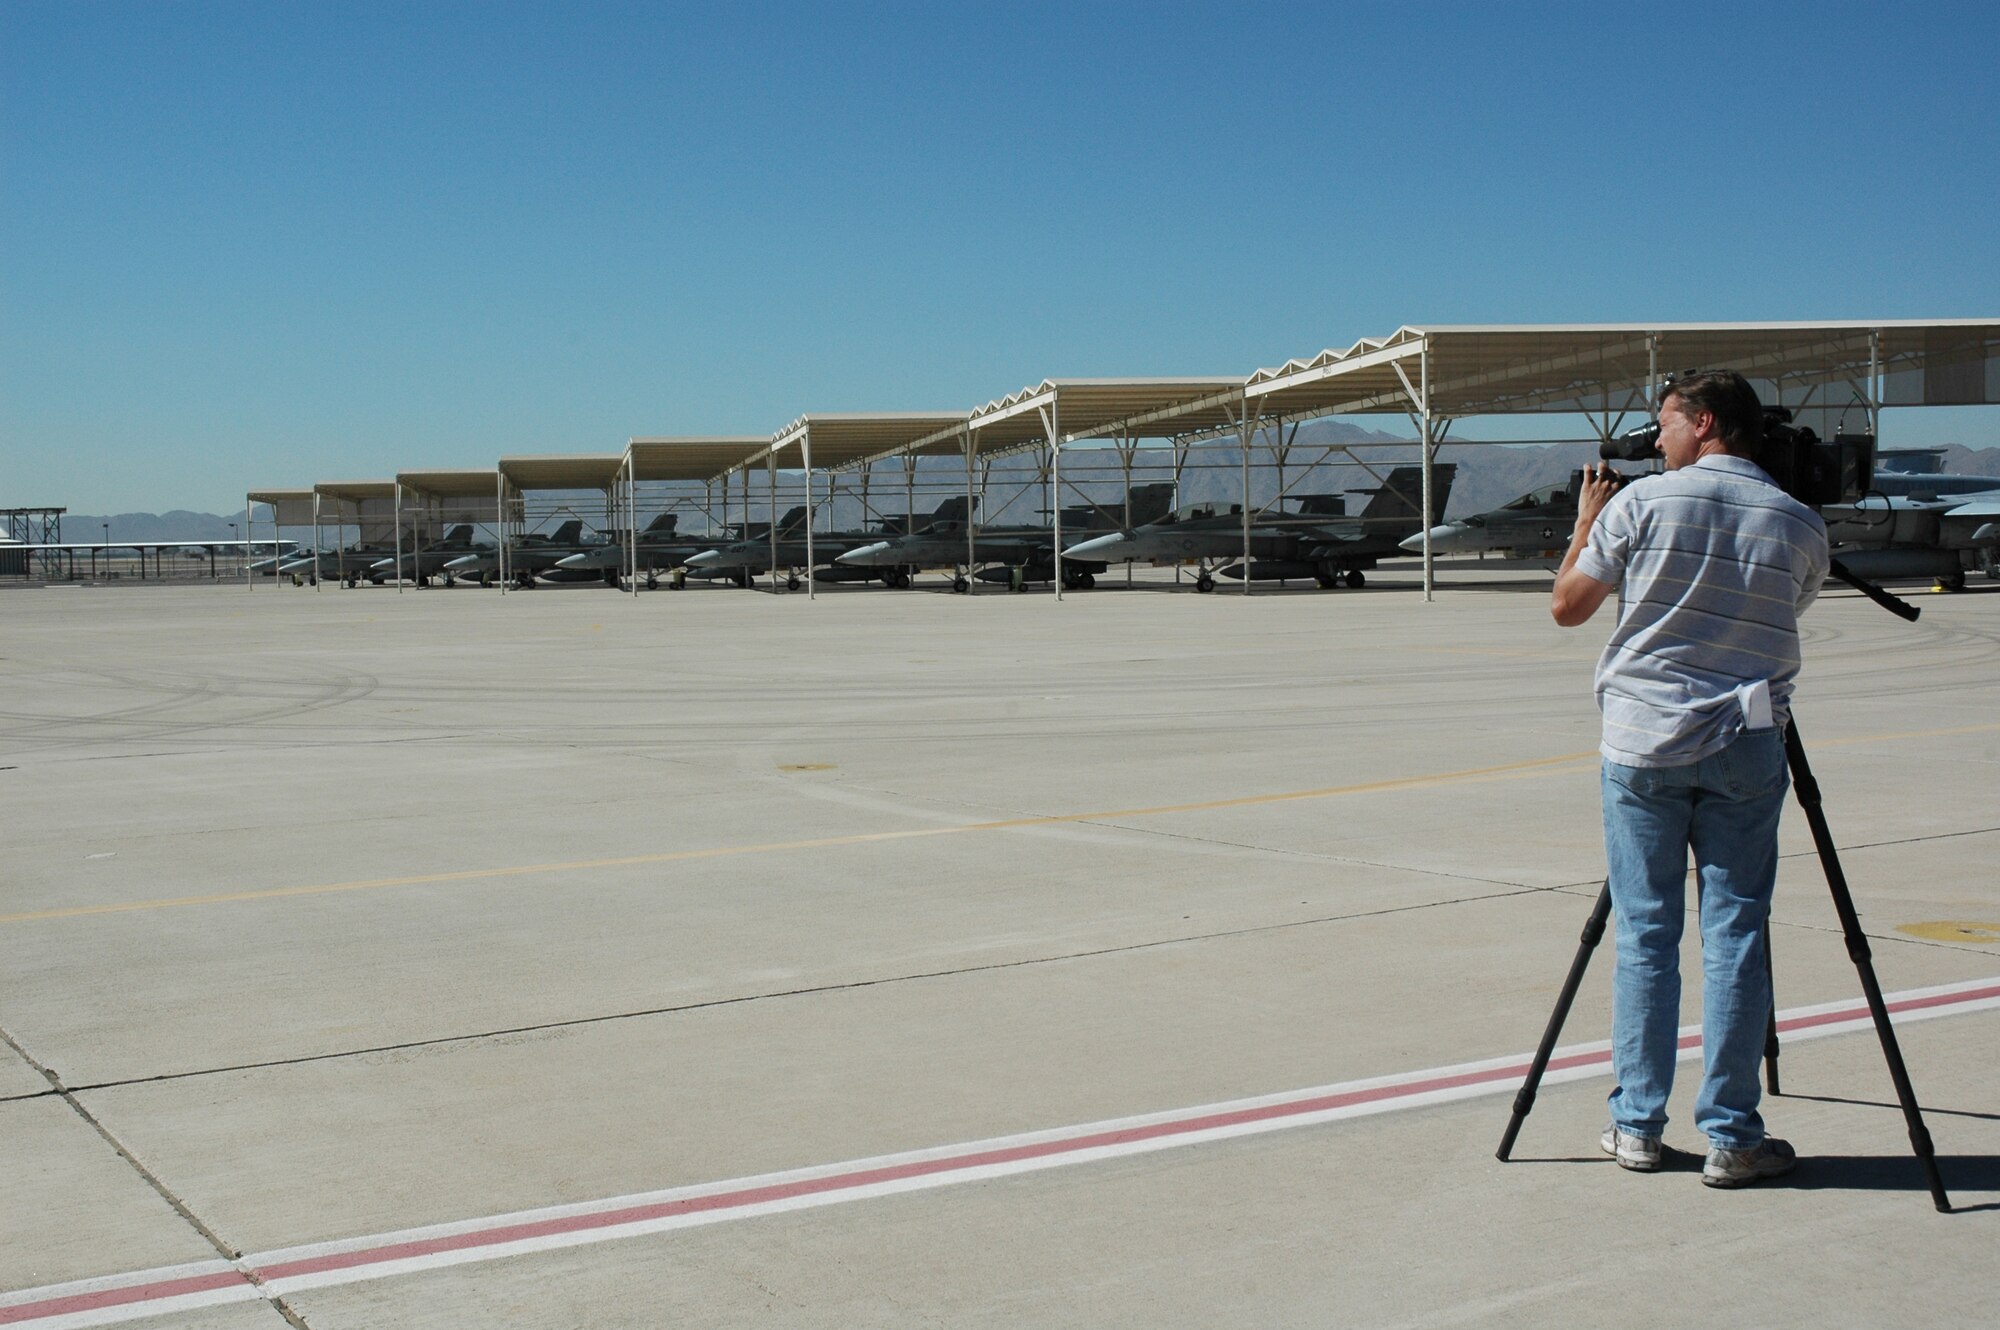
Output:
top-left (16, 982), bottom-right (1995, 1322)
top-left (0, 1271), bottom-right (249, 1326)
top-left (268, 987), bottom-right (1995, 1283)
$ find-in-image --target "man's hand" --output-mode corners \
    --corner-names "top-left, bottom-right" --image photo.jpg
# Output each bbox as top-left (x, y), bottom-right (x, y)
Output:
top-left (1550, 464), bottom-right (1620, 626)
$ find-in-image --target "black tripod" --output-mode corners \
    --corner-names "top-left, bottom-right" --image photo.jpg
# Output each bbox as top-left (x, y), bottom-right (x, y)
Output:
top-left (1495, 564), bottom-right (1951, 1212)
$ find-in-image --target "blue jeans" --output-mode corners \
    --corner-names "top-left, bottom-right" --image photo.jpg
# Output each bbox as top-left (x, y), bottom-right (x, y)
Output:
top-left (1602, 728), bottom-right (1789, 1149)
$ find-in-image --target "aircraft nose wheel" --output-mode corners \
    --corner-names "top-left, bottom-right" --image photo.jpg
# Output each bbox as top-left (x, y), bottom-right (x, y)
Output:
top-left (952, 575), bottom-right (969, 594)
top-left (786, 573), bottom-right (802, 592)
top-left (1195, 571), bottom-right (1215, 593)
top-left (645, 571), bottom-right (659, 590)
top-left (1345, 569), bottom-right (1366, 589)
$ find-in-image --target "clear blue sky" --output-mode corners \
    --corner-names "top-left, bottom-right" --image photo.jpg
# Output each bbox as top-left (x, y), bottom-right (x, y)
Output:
top-left (5, 1), bottom-right (1996, 513)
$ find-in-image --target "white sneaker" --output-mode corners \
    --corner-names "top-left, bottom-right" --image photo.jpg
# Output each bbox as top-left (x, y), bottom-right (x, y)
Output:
top-left (1601, 1124), bottom-right (1664, 1172)
top-left (1703, 1137), bottom-right (1796, 1188)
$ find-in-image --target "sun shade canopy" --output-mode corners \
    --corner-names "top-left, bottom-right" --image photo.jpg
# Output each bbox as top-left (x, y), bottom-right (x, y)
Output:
top-left (246, 489), bottom-right (316, 524)
top-left (626, 437), bottom-right (770, 482)
top-left (1244, 321), bottom-right (2000, 421)
top-left (966, 378), bottom-right (1248, 452)
top-left (760, 413), bottom-right (973, 473)
top-left (396, 469), bottom-right (501, 499)
top-left (497, 455), bottom-right (627, 492)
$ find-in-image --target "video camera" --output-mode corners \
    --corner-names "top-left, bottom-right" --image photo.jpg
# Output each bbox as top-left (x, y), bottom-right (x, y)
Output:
top-left (1601, 406), bottom-right (1876, 509)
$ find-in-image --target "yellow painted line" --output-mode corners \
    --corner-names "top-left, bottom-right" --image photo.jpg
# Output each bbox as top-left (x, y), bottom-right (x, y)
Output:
top-left (9, 718), bottom-right (1993, 927)
top-left (2, 751), bottom-right (1595, 925)
top-left (1897, 921), bottom-right (2000, 945)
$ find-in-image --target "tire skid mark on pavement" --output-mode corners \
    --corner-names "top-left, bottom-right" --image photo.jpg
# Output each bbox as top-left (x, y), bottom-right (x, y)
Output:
top-left (5, 977), bottom-right (1996, 1329)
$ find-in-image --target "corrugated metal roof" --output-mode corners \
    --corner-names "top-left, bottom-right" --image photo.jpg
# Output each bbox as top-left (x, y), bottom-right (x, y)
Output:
top-left (966, 378), bottom-right (1247, 450)
top-left (626, 437), bottom-right (769, 482)
top-left (1246, 321), bottom-right (2000, 419)
top-left (395, 470), bottom-right (501, 499)
top-left (761, 413), bottom-right (972, 472)
top-left (496, 455), bottom-right (626, 491)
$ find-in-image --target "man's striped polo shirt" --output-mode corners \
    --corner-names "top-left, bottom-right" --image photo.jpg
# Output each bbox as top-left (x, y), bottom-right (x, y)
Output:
top-left (1574, 454), bottom-right (1829, 768)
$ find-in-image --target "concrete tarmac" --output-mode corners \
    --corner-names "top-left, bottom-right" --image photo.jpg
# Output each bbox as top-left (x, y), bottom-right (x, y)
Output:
top-left (2, 569), bottom-right (1996, 1327)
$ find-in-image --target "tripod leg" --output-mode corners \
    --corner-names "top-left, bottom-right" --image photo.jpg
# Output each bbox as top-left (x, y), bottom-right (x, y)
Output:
top-left (1785, 721), bottom-right (1950, 1212)
top-left (1763, 929), bottom-right (1781, 1095)
top-left (1497, 884), bottom-right (1613, 1161)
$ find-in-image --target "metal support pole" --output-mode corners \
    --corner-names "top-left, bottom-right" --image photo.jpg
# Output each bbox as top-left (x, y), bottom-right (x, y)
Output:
top-left (803, 431), bottom-right (817, 600)
top-left (1239, 407), bottom-right (1253, 597)
top-left (766, 455), bottom-right (778, 592)
top-left (1045, 403), bottom-right (1063, 600)
top-left (1868, 328), bottom-right (1882, 441)
top-left (1420, 342), bottom-right (1434, 603)
top-left (965, 426), bottom-right (977, 585)
top-left (394, 484), bottom-right (405, 595)
top-left (497, 474), bottom-right (508, 595)
top-left (244, 500), bottom-right (253, 590)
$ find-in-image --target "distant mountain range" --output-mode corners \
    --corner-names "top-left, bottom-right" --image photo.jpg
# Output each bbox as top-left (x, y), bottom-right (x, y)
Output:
top-left (35, 437), bottom-right (2000, 541)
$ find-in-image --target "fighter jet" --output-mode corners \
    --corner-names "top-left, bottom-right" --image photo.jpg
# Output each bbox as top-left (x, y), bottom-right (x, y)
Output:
top-left (368, 525), bottom-right (492, 586)
top-left (1822, 452), bottom-right (2000, 591)
top-left (1402, 471), bottom-right (1584, 560)
top-left (1068, 466), bottom-right (1451, 591)
top-left (840, 484), bottom-right (1176, 592)
top-left (278, 539), bottom-right (407, 586)
top-left (552, 513), bottom-right (771, 588)
top-left (686, 499), bottom-right (971, 590)
top-left (440, 519), bottom-right (591, 588)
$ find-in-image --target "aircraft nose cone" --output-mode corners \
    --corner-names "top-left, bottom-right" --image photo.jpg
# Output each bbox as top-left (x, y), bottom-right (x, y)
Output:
top-left (1402, 524), bottom-right (1461, 554)
top-left (1064, 533), bottom-right (1123, 560)
top-left (838, 541), bottom-right (891, 566)
top-left (553, 552), bottom-right (587, 569)
top-left (685, 550), bottom-right (721, 568)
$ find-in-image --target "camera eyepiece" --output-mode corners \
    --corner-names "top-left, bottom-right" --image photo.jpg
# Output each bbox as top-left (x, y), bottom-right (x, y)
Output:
top-left (1601, 422), bottom-right (1662, 463)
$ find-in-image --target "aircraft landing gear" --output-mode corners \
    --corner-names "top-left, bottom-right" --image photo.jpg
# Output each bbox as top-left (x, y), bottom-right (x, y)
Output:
top-left (733, 569), bottom-right (752, 589)
top-left (1314, 561), bottom-right (1341, 589)
top-left (1195, 570), bottom-right (1215, 593)
top-left (888, 569), bottom-right (913, 589)
top-left (785, 572), bottom-right (802, 592)
top-left (1938, 567), bottom-right (1967, 593)
top-left (952, 574), bottom-right (970, 594)
top-left (479, 571), bottom-right (494, 588)
top-left (342, 575), bottom-right (357, 589)
top-left (443, 572), bottom-right (456, 588)
top-left (1345, 569), bottom-right (1366, 589)
top-left (645, 570), bottom-right (659, 591)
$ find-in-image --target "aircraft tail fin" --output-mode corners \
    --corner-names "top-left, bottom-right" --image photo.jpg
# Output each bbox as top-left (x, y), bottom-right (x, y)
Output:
top-left (440, 524), bottom-right (473, 542)
top-left (1354, 465), bottom-right (1456, 527)
top-left (1292, 493), bottom-right (1347, 517)
top-left (642, 513), bottom-right (678, 535)
top-left (776, 505), bottom-right (809, 533)
top-left (1126, 482), bottom-right (1176, 526)
top-left (548, 519), bottom-right (584, 543)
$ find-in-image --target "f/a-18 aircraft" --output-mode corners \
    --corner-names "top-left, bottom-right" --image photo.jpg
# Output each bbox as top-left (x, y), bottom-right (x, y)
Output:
top-left (1068, 466), bottom-right (1451, 591)
top-left (838, 484), bottom-right (1177, 591)
top-left (1823, 450), bottom-right (2000, 590)
top-left (551, 512), bottom-right (774, 587)
top-left (440, 519), bottom-right (589, 587)
top-left (1402, 471), bottom-right (1584, 560)
top-left (687, 498), bottom-right (972, 589)
top-left (368, 525), bottom-right (492, 585)
top-left (279, 539), bottom-right (408, 586)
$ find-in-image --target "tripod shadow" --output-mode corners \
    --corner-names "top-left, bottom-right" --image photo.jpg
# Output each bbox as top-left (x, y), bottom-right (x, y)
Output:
top-left (1777, 1090), bottom-right (2000, 1124)
top-left (1790, 1155), bottom-right (2000, 1211)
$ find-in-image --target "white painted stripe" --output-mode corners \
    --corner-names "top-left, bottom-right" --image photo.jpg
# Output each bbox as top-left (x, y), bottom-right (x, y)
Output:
top-left (6, 975), bottom-right (1995, 1327)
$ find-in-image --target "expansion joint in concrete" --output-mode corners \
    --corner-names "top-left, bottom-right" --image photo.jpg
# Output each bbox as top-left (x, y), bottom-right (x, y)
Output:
top-left (0, 1022), bottom-right (320, 1330)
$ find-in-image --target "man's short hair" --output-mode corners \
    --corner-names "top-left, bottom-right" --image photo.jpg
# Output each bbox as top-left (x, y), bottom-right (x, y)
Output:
top-left (1662, 370), bottom-right (1764, 455)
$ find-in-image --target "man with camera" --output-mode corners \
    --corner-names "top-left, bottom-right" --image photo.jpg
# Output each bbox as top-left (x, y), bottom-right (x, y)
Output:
top-left (1550, 370), bottom-right (1829, 1187)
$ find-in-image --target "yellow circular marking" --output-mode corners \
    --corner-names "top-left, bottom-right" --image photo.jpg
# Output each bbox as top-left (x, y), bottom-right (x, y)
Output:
top-left (1897, 921), bottom-right (2000, 945)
